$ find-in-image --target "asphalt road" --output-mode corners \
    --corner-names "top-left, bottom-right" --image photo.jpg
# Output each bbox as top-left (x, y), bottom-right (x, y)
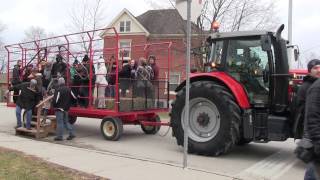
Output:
top-left (0, 104), bottom-right (306, 180)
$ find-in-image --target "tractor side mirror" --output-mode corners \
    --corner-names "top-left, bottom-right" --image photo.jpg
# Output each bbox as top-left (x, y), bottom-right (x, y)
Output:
top-left (261, 35), bottom-right (272, 51)
top-left (287, 45), bottom-right (300, 61)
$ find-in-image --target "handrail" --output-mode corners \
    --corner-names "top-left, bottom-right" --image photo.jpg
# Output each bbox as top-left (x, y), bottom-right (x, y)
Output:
top-left (36, 95), bottom-right (54, 108)
top-left (35, 95), bottom-right (54, 138)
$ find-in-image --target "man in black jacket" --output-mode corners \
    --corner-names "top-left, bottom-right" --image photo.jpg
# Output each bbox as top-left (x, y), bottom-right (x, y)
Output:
top-left (52, 78), bottom-right (77, 141)
top-left (11, 60), bottom-right (22, 103)
top-left (303, 76), bottom-right (320, 180)
top-left (295, 59), bottom-right (320, 139)
top-left (12, 79), bottom-right (39, 129)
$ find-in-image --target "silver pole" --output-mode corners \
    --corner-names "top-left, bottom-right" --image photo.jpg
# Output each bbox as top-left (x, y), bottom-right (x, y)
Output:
top-left (288, 0), bottom-right (293, 68)
top-left (183, 0), bottom-right (192, 169)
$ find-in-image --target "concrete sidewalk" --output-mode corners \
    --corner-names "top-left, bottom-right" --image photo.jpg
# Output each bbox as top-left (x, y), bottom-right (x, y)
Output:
top-left (0, 133), bottom-right (232, 180)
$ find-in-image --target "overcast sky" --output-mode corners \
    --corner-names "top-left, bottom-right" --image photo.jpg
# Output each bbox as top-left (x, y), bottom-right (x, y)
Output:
top-left (0, 0), bottom-right (319, 67)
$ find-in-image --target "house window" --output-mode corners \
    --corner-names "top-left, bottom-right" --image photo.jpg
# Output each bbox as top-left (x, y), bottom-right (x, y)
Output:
top-left (119, 21), bottom-right (131, 32)
top-left (119, 40), bottom-right (131, 60)
top-left (165, 72), bottom-right (181, 94)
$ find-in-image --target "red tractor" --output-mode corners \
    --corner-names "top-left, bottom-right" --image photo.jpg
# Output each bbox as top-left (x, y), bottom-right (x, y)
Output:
top-left (170, 24), bottom-right (306, 156)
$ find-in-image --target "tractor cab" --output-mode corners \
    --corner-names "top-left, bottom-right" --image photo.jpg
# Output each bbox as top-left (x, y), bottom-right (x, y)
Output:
top-left (202, 25), bottom-right (292, 113)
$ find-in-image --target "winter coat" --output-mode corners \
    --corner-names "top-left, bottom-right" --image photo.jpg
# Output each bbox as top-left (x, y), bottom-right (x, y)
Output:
top-left (297, 75), bottom-right (318, 109)
top-left (51, 61), bottom-right (67, 78)
top-left (294, 76), bottom-right (318, 138)
top-left (136, 65), bottom-right (154, 81)
top-left (96, 64), bottom-right (108, 85)
top-left (119, 64), bottom-right (136, 79)
top-left (11, 82), bottom-right (39, 110)
top-left (52, 85), bottom-right (76, 111)
top-left (305, 78), bottom-right (320, 147)
top-left (11, 65), bottom-right (21, 85)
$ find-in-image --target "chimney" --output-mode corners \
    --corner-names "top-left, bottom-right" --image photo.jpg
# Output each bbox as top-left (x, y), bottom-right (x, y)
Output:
top-left (175, 0), bottom-right (203, 23)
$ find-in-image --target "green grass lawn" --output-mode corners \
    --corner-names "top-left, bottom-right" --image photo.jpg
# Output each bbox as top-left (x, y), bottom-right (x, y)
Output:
top-left (0, 147), bottom-right (106, 180)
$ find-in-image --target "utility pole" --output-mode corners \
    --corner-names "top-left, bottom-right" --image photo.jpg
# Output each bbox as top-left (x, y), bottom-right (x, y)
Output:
top-left (183, 0), bottom-right (191, 169)
top-left (288, 0), bottom-right (293, 68)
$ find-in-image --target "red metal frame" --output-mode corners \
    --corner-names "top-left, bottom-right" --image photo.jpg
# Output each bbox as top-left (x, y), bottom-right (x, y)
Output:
top-left (5, 28), bottom-right (172, 127)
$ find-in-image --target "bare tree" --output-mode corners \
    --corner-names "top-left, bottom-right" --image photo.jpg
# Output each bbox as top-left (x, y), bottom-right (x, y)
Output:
top-left (199, 0), bottom-right (279, 32)
top-left (67, 0), bottom-right (107, 53)
top-left (23, 26), bottom-right (47, 42)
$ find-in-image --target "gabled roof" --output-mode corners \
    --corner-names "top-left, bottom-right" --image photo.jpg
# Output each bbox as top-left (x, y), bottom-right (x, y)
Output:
top-left (136, 9), bottom-right (200, 35)
top-left (101, 8), bottom-right (150, 36)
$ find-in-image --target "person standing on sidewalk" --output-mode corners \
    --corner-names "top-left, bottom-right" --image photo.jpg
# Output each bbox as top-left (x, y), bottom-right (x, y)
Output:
top-left (301, 76), bottom-right (320, 180)
top-left (52, 78), bottom-right (77, 141)
top-left (294, 59), bottom-right (320, 139)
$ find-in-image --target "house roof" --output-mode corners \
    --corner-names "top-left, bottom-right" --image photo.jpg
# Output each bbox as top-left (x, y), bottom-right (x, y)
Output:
top-left (101, 8), bottom-right (150, 36)
top-left (136, 9), bottom-right (200, 35)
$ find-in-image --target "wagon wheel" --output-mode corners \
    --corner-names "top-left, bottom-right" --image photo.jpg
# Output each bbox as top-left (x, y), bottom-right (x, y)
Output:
top-left (100, 117), bottom-right (123, 141)
top-left (141, 115), bottom-right (161, 135)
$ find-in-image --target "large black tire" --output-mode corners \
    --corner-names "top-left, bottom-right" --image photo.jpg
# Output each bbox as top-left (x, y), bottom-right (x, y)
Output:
top-left (100, 117), bottom-right (123, 141)
top-left (141, 115), bottom-right (161, 135)
top-left (68, 116), bottom-right (77, 125)
top-left (170, 81), bottom-right (241, 156)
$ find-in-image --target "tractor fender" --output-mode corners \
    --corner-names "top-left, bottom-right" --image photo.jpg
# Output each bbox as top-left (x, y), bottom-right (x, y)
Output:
top-left (175, 72), bottom-right (251, 109)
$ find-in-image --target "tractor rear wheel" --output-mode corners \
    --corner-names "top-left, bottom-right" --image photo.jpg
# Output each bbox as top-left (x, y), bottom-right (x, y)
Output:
top-left (170, 81), bottom-right (241, 156)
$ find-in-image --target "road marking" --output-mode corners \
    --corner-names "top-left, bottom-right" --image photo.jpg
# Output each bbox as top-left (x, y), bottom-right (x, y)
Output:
top-left (236, 150), bottom-right (299, 180)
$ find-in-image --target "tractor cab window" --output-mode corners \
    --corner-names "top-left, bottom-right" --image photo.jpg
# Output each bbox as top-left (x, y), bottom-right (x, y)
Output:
top-left (226, 39), bottom-right (269, 104)
top-left (204, 41), bottom-right (223, 72)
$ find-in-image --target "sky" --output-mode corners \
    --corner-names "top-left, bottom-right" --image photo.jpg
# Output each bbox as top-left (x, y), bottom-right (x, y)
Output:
top-left (0, 0), bottom-right (319, 68)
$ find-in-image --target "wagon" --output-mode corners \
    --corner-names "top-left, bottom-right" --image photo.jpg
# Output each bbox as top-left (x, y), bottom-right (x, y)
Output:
top-left (5, 28), bottom-right (172, 140)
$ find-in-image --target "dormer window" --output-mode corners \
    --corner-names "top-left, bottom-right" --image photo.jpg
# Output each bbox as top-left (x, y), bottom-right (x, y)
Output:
top-left (119, 21), bottom-right (131, 32)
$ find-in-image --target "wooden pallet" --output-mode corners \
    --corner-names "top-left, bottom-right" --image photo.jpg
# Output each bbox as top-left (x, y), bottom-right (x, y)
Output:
top-left (15, 127), bottom-right (47, 138)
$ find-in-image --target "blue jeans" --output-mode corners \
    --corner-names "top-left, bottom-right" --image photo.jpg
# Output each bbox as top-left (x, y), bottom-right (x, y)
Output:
top-left (55, 111), bottom-right (74, 138)
top-left (305, 163), bottom-right (319, 180)
top-left (16, 105), bottom-right (32, 128)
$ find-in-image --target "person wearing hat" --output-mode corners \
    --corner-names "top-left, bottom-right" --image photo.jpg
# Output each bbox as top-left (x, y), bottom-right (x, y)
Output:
top-left (52, 77), bottom-right (77, 141)
top-left (294, 59), bottom-right (320, 179)
top-left (51, 54), bottom-right (67, 79)
top-left (10, 79), bottom-right (39, 129)
top-left (95, 57), bottom-right (108, 108)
